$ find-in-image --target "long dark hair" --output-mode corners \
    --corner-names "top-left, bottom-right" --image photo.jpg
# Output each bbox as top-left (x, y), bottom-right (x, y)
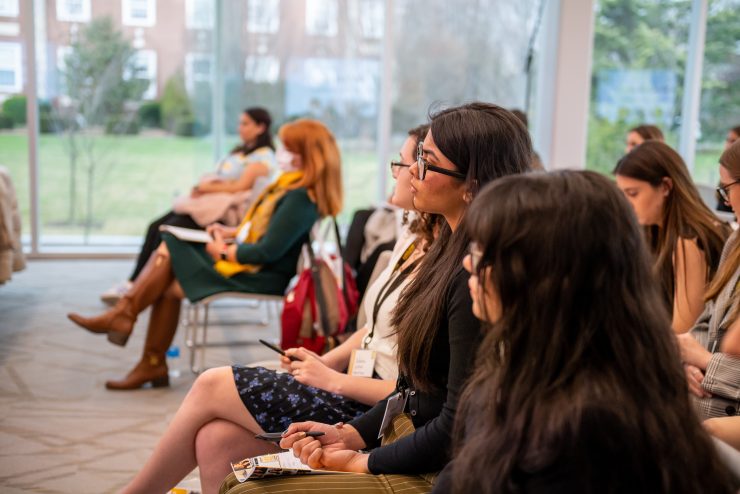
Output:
top-left (230, 107), bottom-right (274, 155)
top-left (613, 141), bottom-right (729, 310)
top-left (451, 171), bottom-right (734, 493)
top-left (391, 102), bottom-right (532, 391)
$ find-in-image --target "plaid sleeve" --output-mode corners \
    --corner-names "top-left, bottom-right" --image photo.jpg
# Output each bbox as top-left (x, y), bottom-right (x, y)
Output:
top-left (702, 353), bottom-right (740, 401)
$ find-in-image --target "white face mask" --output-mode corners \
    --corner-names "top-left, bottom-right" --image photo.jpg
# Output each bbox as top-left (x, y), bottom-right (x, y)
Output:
top-left (276, 148), bottom-right (300, 172)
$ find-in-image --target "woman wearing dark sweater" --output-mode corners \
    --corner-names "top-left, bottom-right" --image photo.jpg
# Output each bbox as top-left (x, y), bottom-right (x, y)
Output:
top-left (67, 119), bottom-right (342, 391)
top-left (218, 102), bottom-right (532, 494)
top-left (434, 171), bottom-right (735, 493)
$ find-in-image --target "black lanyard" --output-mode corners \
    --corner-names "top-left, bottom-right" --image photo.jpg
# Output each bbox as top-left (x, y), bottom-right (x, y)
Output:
top-left (363, 242), bottom-right (419, 348)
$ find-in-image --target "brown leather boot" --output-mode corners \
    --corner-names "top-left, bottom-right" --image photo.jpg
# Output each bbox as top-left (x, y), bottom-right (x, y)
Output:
top-left (105, 285), bottom-right (182, 390)
top-left (68, 253), bottom-right (174, 346)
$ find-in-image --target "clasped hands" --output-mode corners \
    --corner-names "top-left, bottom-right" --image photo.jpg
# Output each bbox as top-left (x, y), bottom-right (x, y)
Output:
top-left (278, 421), bottom-right (370, 474)
top-left (676, 333), bottom-right (713, 399)
top-left (205, 223), bottom-right (237, 262)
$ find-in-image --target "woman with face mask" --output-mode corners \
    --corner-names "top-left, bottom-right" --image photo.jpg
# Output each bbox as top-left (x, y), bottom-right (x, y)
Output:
top-left (67, 119), bottom-right (342, 392)
top-left (102, 125), bottom-right (438, 494)
top-left (101, 108), bottom-right (277, 305)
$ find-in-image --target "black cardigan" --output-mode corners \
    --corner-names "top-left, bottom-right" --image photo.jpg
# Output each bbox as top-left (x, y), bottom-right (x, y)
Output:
top-left (349, 267), bottom-right (482, 474)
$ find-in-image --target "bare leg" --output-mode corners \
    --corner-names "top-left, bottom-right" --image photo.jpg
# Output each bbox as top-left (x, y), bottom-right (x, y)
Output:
top-left (121, 366), bottom-right (273, 494)
top-left (196, 419), bottom-right (279, 494)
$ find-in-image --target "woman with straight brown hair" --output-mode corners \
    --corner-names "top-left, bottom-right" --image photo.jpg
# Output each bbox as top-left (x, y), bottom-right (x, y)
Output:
top-left (67, 119), bottom-right (342, 390)
top-left (434, 170), bottom-right (734, 493)
top-left (625, 123), bottom-right (665, 153)
top-left (614, 141), bottom-right (729, 333)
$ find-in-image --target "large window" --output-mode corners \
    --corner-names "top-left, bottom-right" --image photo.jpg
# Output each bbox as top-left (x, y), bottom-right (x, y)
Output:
top-left (56, 0), bottom-right (91, 23)
top-left (2, 0), bottom-right (546, 253)
top-left (122, 0), bottom-right (156, 27)
top-left (0, 0), bottom-right (19, 17)
top-left (0, 42), bottom-right (22, 93)
top-left (586, 0), bottom-right (690, 175)
top-left (693, 0), bottom-right (740, 185)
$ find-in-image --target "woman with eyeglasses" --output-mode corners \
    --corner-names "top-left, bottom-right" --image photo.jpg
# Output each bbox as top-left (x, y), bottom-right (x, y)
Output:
top-left (219, 103), bottom-right (531, 494)
top-left (678, 141), bottom-right (740, 431)
top-left (114, 125), bottom-right (440, 494)
top-left (431, 170), bottom-right (734, 493)
top-left (614, 141), bottom-right (730, 333)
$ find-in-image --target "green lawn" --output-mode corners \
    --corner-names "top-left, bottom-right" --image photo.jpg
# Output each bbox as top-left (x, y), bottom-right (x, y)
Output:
top-left (0, 131), bottom-right (378, 242)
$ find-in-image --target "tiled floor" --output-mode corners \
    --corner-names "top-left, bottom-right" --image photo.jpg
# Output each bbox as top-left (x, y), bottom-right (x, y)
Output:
top-left (0, 260), bottom-right (279, 493)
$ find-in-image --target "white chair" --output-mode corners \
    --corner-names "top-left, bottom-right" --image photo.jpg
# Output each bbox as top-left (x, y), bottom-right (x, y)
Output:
top-left (184, 292), bottom-right (283, 374)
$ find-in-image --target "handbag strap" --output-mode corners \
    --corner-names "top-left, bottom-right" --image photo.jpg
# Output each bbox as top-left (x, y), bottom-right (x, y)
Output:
top-left (305, 239), bottom-right (332, 337)
top-left (332, 217), bottom-right (352, 310)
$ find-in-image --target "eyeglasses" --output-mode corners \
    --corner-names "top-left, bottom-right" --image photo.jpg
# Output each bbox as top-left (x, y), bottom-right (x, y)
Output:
top-left (469, 242), bottom-right (483, 272)
top-left (717, 179), bottom-right (740, 203)
top-left (390, 161), bottom-right (411, 178)
top-left (416, 141), bottom-right (466, 181)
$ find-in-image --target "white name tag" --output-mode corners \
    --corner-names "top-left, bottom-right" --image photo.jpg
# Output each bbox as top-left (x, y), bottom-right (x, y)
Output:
top-left (347, 349), bottom-right (376, 378)
top-left (378, 391), bottom-right (408, 439)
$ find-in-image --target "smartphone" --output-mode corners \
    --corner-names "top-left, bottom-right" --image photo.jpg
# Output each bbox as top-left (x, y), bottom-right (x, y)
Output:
top-left (259, 339), bottom-right (300, 362)
top-left (255, 431), bottom-right (325, 442)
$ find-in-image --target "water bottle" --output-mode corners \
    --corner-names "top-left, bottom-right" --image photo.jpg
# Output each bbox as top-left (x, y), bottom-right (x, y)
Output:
top-left (166, 345), bottom-right (182, 379)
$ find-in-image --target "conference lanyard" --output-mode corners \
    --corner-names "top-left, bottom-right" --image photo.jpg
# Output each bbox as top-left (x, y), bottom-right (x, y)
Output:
top-left (363, 242), bottom-right (419, 349)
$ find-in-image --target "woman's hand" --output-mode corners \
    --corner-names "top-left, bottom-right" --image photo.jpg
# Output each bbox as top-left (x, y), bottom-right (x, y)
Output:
top-left (206, 222), bottom-right (237, 239)
top-left (677, 333), bottom-right (712, 370)
top-left (302, 447), bottom-right (369, 473)
top-left (684, 364), bottom-right (711, 398)
top-left (280, 421), bottom-right (367, 471)
top-left (286, 348), bottom-right (345, 393)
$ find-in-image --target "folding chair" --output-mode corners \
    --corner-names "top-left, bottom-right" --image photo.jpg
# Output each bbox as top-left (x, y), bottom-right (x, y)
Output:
top-left (184, 292), bottom-right (283, 374)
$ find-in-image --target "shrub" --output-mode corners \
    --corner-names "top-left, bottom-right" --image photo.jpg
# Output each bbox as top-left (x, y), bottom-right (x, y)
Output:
top-left (160, 73), bottom-right (192, 133)
top-left (138, 101), bottom-right (161, 128)
top-left (2, 95), bottom-right (26, 125)
top-left (174, 115), bottom-right (205, 137)
top-left (104, 115), bottom-right (141, 135)
top-left (0, 113), bottom-right (14, 129)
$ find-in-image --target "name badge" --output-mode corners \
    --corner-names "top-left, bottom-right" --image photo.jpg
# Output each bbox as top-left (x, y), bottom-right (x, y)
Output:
top-left (378, 391), bottom-right (408, 439)
top-left (347, 349), bottom-right (376, 378)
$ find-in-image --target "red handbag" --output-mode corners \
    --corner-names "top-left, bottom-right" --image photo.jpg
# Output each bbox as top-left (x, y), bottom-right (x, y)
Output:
top-left (280, 219), bottom-right (359, 354)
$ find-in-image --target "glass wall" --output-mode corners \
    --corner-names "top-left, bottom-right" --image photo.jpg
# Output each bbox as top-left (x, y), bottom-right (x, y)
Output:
top-left (0, 0), bottom-right (30, 240)
top-left (1, 0), bottom-right (545, 253)
top-left (694, 0), bottom-right (740, 185)
top-left (586, 0), bottom-right (691, 175)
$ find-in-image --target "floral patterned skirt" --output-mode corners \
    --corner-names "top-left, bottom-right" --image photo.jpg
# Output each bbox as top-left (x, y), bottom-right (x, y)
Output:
top-left (232, 366), bottom-right (371, 433)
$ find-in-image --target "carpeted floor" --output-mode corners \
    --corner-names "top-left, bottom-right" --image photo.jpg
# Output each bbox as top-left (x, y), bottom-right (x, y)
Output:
top-left (0, 260), bottom-right (279, 493)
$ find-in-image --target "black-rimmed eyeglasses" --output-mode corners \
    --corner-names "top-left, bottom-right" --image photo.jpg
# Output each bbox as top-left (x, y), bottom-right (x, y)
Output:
top-left (717, 179), bottom-right (740, 203)
top-left (390, 161), bottom-right (411, 178)
top-left (417, 141), bottom-right (466, 181)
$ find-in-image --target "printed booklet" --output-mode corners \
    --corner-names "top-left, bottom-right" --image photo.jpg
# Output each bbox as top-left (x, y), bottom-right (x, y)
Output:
top-left (230, 451), bottom-right (348, 482)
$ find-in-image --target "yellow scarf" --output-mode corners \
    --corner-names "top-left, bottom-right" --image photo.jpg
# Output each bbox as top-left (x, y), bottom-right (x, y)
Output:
top-left (214, 171), bottom-right (304, 277)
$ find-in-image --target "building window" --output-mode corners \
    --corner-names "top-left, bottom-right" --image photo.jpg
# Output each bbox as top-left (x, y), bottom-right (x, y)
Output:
top-left (0, 0), bottom-right (19, 18)
top-left (122, 0), bottom-right (156, 27)
top-left (56, 0), bottom-right (91, 22)
top-left (246, 0), bottom-right (279, 34)
top-left (358, 0), bottom-right (383, 39)
top-left (0, 42), bottom-right (22, 93)
top-left (305, 0), bottom-right (337, 37)
top-left (185, 0), bottom-right (213, 29)
top-left (127, 50), bottom-right (157, 100)
top-left (185, 53), bottom-right (212, 93)
top-left (244, 55), bottom-right (280, 83)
